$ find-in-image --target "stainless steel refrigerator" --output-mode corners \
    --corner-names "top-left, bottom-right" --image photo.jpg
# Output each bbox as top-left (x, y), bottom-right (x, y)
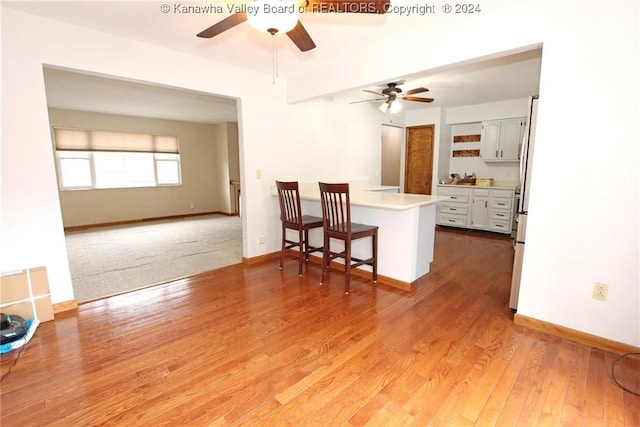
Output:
top-left (509, 95), bottom-right (539, 311)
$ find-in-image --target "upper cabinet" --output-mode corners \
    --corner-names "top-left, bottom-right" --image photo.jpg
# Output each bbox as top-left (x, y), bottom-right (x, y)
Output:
top-left (480, 118), bottom-right (525, 162)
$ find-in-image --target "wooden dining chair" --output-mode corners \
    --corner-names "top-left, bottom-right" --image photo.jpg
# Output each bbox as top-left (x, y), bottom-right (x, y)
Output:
top-left (276, 181), bottom-right (324, 277)
top-left (318, 182), bottom-right (378, 294)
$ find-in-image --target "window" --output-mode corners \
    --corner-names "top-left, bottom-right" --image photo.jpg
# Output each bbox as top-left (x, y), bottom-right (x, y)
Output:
top-left (54, 128), bottom-right (181, 190)
top-left (58, 152), bottom-right (92, 188)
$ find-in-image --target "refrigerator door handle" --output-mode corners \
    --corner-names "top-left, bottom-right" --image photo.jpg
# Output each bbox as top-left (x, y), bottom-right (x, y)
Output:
top-left (518, 133), bottom-right (527, 213)
top-left (519, 95), bottom-right (537, 214)
top-left (519, 131), bottom-right (527, 185)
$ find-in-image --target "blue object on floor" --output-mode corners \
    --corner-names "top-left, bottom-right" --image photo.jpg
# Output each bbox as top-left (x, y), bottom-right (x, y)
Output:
top-left (0, 318), bottom-right (39, 354)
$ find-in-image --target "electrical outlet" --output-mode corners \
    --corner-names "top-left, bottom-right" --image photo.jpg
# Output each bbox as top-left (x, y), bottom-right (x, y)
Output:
top-left (258, 236), bottom-right (265, 245)
top-left (593, 282), bottom-right (609, 301)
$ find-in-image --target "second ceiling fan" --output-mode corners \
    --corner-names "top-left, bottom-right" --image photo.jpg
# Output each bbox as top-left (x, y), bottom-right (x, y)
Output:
top-left (197, 0), bottom-right (390, 51)
top-left (353, 82), bottom-right (435, 113)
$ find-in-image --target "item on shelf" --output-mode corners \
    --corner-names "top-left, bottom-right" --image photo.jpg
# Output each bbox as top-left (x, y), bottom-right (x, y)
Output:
top-left (476, 178), bottom-right (494, 187)
top-left (457, 179), bottom-right (476, 185)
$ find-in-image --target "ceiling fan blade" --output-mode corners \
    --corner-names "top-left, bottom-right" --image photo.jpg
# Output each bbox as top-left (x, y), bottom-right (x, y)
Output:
top-left (404, 96), bottom-right (435, 103)
top-left (404, 87), bottom-right (430, 96)
top-left (286, 21), bottom-right (316, 51)
top-left (197, 13), bottom-right (247, 38)
top-left (304, 0), bottom-right (389, 14)
top-left (363, 89), bottom-right (384, 96)
top-left (349, 97), bottom-right (387, 104)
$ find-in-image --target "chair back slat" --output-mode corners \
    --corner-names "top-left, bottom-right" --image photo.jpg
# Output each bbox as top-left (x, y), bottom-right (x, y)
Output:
top-left (319, 182), bottom-right (351, 234)
top-left (276, 181), bottom-right (302, 226)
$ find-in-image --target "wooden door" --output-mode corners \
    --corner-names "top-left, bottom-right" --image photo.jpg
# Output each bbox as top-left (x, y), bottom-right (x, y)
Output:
top-left (404, 124), bottom-right (434, 195)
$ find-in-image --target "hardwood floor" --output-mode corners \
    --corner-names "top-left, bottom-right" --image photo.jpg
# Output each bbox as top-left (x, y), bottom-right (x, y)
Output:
top-left (2, 229), bottom-right (639, 426)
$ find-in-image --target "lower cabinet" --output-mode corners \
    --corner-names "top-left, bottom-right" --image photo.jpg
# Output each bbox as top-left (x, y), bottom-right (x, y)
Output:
top-left (488, 189), bottom-right (514, 233)
top-left (470, 189), bottom-right (489, 230)
top-left (436, 186), bottom-right (470, 228)
top-left (437, 185), bottom-right (514, 234)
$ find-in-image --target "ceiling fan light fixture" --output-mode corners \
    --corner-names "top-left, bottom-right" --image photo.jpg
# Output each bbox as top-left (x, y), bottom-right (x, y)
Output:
top-left (247, 0), bottom-right (299, 35)
top-left (379, 100), bottom-right (402, 114)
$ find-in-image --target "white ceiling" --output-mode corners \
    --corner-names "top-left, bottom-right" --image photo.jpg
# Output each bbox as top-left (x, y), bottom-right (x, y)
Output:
top-left (9, 1), bottom-right (542, 123)
top-left (43, 68), bottom-right (239, 124)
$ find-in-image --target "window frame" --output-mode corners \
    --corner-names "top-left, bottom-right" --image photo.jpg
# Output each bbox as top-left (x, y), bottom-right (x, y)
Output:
top-left (53, 127), bottom-right (182, 191)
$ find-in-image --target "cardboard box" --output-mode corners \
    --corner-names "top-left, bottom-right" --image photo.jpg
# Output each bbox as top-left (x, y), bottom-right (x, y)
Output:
top-left (476, 178), bottom-right (494, 187)
top-left (0, 272), bottom-right (30, 302)
top-left (0, 267), bottom-right (54, 322)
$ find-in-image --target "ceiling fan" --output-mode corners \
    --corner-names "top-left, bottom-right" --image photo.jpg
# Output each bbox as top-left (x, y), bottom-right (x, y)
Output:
top-left (196, 0), bottom-right (390, 52)
top-left (352, 82), bottom-right (435, 113)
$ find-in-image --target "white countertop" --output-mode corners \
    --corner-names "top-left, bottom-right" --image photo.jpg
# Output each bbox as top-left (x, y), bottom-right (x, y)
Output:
top-left (278, 182), bottom-right (444, 210)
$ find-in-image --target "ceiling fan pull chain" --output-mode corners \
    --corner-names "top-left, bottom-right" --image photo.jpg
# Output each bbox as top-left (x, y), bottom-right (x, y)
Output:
top-left (271, 36), bottom-right (276, 85)
top-left (275, 40), bottom-right (280, 78)
top-left (271, 35), bottom-right (281, 85)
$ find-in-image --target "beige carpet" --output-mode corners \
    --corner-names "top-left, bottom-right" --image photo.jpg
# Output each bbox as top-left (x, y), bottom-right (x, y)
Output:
top-left (65, 214), bottom-right (242, 302)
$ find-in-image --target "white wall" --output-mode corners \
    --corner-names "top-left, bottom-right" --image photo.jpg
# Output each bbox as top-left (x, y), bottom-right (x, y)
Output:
top-left (2, 3), bottom-right (638, 347)
top-left (211, 123), bottom-right (238, 216)
top-left (446, 99), bottom-right (529, 125)
top-left (516, 4), bottom-right (639, 346)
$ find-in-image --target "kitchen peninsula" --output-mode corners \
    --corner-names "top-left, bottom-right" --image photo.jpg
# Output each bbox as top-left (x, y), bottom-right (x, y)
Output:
top-left (277, 183), bottom-right (443, 291)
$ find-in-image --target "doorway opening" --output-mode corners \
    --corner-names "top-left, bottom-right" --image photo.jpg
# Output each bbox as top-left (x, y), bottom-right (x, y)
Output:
top-left (43, 67), bottom-right (244, 302)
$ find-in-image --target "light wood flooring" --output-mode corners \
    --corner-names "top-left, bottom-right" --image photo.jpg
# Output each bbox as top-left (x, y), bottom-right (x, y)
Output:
top-left (1, 229), bottom-right (639, 425)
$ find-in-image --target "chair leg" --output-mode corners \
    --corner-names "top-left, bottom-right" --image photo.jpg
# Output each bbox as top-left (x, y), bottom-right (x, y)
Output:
top-left (298, 229), bottom-right (304, 277)
top-left (279, 225), bottom-right (285, 270)
top-left (344, 238), bottom-right (351, 294)
top-left (372, 230), bottom-right (378, 283)
top-left (320, 234), bottom-right (328, 285)
top-left (304, 229), bottom-right (310, 261)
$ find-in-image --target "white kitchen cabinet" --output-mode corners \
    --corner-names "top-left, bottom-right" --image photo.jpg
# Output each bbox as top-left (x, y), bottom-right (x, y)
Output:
top-left (436, 186), bottom-right (470, 229)
top-left (488, 189), bottom-right (515, 234)
top-left (481, 118), bottom-right (525, 162)
top-left (470, 189), bottom-right (489, 230)
top-left (437, 185), bottom-right (515, 234)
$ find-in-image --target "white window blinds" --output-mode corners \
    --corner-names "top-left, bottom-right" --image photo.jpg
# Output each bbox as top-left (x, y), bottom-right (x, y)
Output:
top-left (53, 128), bottom-right (179, 154)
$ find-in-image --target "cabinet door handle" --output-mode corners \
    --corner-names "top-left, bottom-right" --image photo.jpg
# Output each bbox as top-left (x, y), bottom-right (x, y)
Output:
top-left (450, 196), bottom-right (457, 200)
top-left (485, 201), bottom-right (487, 208)
top-left (495, 150), bottom-right (498, 157)
top-left (450, 208), bottom-right (457, 211)
top-left (500, 150), bottom-right (503, 157)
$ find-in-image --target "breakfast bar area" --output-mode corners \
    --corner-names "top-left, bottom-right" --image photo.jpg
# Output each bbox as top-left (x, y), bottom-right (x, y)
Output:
top-left (278, 183), bottom-right (443, 291)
